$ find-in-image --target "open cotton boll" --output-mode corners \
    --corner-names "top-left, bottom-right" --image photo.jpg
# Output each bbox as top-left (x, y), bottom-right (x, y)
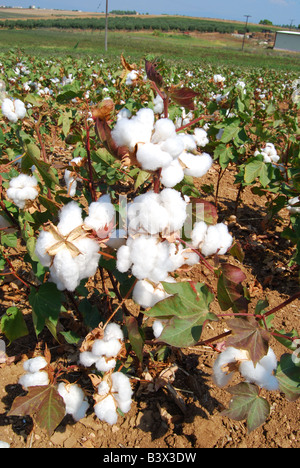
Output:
top-left (153, 94), bottom-right (164, 114)
top-left (92, 338), bottom-right (122, 359)
top-left (18, 370), bottom-right (50, 389)
top-left (201, 223), bottom-right (233, 257)
top-left (57, 382), bottom-right (89, 420)
top-left (151, 118), bottom-right (176, 144)
top-left (79, 351), bottom-right (98, 367)
top-left (1, 97), bottom-right (26, 122)
top-left (94, 394), bottom-right (118, 425)
top-left (152, 320), bottom-right (165, 338)
top-left (23, 356), bottom-right (47, 373)
top-left (132, 279), bottom-right (172, 308)
top-left (56, 201), bottom-right (83, 237)
top-left (159, 188), bottom-right (188, 233)
top-left (239, 347), bottom-right (279, 391)
top-left (136, 142), bottom-right (173, 171)
top-left (125, 70), bottom-right (138, 85)
top-left (191, 221), bottom-right (208, 249)
top-left (7, 174), bottom-right (39, 209)
top-left (103, 323), bottom-right (124, 342)
top-left (193, 128), bottom-right (209, 147)
top-left (135, 108), bottom-right (155, 129)
top-left (177, 133), bottom-right (197, 152)
top-left (64, 169), bottom-right (77, 197)
top-left (117, 107), bottom-right (131, 120)
top-left (179, 152), bottom-right (213, 178)
top-left (160, 135), bottom-right (185, 159)
top-left (95, 356), bottom-right (117, 372)
top-left (213, 347), bottom-right (249, 387)
top-left (116, 245), bottom-right (132, 273)
top-left (84, 195), bottom-right (115, 236)
top-left (111, 372), bottom-right (133, 413)
top-left (160, 159), bottom-right (185, 188)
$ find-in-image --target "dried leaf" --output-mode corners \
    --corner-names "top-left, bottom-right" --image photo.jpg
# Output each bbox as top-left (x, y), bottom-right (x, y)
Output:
top-left (121, 53), bottom-right (137, 72)
top-left (155, 365), bottom-right (178, 391)
top-left (145, 60), bottom-right (164, 88)
top-left (92, 99), bottom-right (115, 122)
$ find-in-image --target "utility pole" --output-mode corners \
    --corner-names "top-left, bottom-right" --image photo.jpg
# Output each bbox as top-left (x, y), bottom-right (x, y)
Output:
top-left (105, 0), bottom-right (108, 51)
top-left (242, 14), bottom-right (251, 51)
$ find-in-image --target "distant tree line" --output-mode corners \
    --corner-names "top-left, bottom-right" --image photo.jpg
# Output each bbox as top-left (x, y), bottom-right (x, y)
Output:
top-left (0, 16), bottom-right (273, 34)
top-left (110, 10), bottom-right (138, 15)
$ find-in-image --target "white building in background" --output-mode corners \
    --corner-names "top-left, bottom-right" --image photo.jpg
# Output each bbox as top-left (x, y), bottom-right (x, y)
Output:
top-left (274, 30), bottom-right (300, 52)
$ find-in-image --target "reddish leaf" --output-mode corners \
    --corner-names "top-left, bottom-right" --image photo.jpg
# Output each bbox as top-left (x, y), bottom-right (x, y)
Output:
top-left (226, 317), bottom-right (271, 365)
top-left (8, 385), bottom-right (66, 436)
top-left (217, 264), bottom-right (249, 315)
top-left (190, 198), bottom-right (218, 225)
top-left (94, 118), bottom-right (129, 161)
top-left (167, 85), bottom-right (199, 110)
top-left (145, 60), bottom-right (164, 88)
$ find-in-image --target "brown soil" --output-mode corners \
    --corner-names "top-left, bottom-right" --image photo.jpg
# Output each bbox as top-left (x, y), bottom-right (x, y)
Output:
top-left (0, 165), bottom-right (299, 449)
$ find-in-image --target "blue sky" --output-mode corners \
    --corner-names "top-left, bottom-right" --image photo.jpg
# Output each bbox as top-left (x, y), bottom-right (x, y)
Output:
top-left (1, 0), bottom-right (300, 26)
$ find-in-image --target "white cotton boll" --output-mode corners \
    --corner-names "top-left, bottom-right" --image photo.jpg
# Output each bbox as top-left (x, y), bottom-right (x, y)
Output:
top-left (135, 197), bottom-right (169, 234)
top-left (160, 159), bottom-right (185, 188)
top-left (160, 135), bottom-right (185, 159)
top-left (18, 370), bottom-right (50, 389)
top-left (23, 356), bottom-right (47, 373)
top-left (57, 201), bottom-right (83, 237)
top-left (79, 351), bottom-right (98, 367)
top-left (193, 128), bottom-right (209, 147)
top-left (132, 279), bottom-right (170, 308)
top-left (180, 152), bottom-right (213, 178)
top-left (2, 98), bottom-right (26, 123)
top-left (92, 338), bottom-right (122, 358)
top-left (7, 174), bottom-right (39, 209)
top-left (51, 250), bottom-right (80, 292)
top-left (151, 118), bottom-right (176, 144)
top-left (95, 356), bottom-right (117, 372)
top-left (84, 196), bottom-right (115, 234)
top-left (34, 230), bottom-right (56, 267)
top-left (153, 94), bottom-right (164, 114)
top-left (64, 169), bottom-right (77, 197)
top-left (98, 380), bottom-right (110, 396)
top-left (73, 237), bottom-right (100, 279)
top-left (103, 323), bottom-right (124, 342)
top-left (136, 142), bottom-right (173, 171)
top-left (201, 223), bottom-right (233, 257)
top-left (152, 319), bottom-right (165, 338)
top-left (111, 372), bottom-right (133, 403)
top-left (213, 347), bottom-right (248, 387)
top-left (191, 221), bottom-right (208, 248)
top-left (57, 382), bottom-right (88, 419)
top-left (159, 188), bottom-right (187, 233)
top-left (14, 99), bottom-right (26, 119)
top-left (116, 244), bottom-right (132, 273)
top-left (125, 70), bottom-right (138, 85)
top-left (117, 399), bottom-right (132, 414)
top-left (135, 108), bottom-right (155, 129)
top-left (239, 347), bottom-right (279, 391)
top-left (94, 395), bottom-right (118, 425)
top-left (177, 133), bottom-right (197, 152)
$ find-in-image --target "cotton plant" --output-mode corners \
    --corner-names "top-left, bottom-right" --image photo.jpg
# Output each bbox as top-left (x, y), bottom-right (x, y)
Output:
top-left (110, 107), bottom-right (213, 188)
top-left (213, 346), bottom-right (279, 391)
top-left (64, 156), bottom-right (83, 197)
top-left (34, 197), bottom-right (115, 291)
top-left (57, 382), bottom-right (89, 422)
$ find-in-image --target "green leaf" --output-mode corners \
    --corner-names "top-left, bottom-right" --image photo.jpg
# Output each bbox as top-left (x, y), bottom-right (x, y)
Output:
top-left (244, 159), bottom-right (270, 188)
top-left (222, 382), bottom-right (270, 432)
top-left (275, 353), bottom-right (300, 401)
top-left (21, 143), bottom-right (59, 189)
top-left (144, 281), bottom-right (216, 347)
top-left (29, 283), bottom-right (63, 337)
top-left (0, 306), bottom-right (28, 343)
top-left (125, 316), bottom-right (144, 362)
top-left (8, 385), bottom-right (66, 437)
